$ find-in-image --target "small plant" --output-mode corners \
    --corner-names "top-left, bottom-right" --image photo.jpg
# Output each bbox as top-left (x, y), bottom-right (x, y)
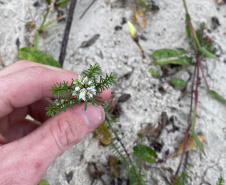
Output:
top-left (46, 64), bottom-right (115, 116)
top-left (172, 170), bottom-right (191, 185)
top-left (217, 177), bottom-right (225, 185)
top-left (104, 106), bottom-right (147, 185)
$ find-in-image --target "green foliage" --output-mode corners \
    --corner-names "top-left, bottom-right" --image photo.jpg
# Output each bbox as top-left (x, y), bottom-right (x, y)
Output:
top-left (209, 90), bottom-right (226, 104)
top-left (83, 64), bottom-right (115, 94)
top-left (56, 0), bottom-right (70, 7)
top-left (210, 90), bottom-right (226, 103)
top-left (185, 14), bottom-right (191, 39)
top-left (199, 47), bottom-right (218, 60)
top-left (173, 171), bottom-right (191, 185)
top-left (133, 145), bottom-right (157, 163)
top-left (148, 68), bottom-right (160, 78)
top-left (104, 105), bottom-right (147, 185)
top-left (196, 24), bottom-right (217, 60)
top-left (171, 78), bottom-right (186, 88)
top-left (18, 47), bottom-right (61, 68)
top-left (38, 179), bottom-right (50, 185)
top-left (152, 49), bottom-right (194, 65)
top-left (191, 130), bottom-right (205, 154)
top-left (46, 64), bottom-right (115, 116)
top-left (45, 0), bottom-right (51, 5)
top-left (217, 177), bottom-right (225, 185)
top-left (139, 0), bottom-right (151, 11)
top-left (34, 8), bottom-right (50, 49)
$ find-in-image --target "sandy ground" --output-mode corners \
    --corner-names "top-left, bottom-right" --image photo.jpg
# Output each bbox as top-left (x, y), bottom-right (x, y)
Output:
top-left (0, 0), bottom-right (226, 184)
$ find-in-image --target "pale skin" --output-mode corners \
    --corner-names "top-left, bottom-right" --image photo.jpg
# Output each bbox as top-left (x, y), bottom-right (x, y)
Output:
top-left (0, 60), bottom-right (111, 185)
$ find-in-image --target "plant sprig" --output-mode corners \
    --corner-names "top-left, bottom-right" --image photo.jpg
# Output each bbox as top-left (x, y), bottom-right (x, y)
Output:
top-left (46, 64), bottom-right (115, 116)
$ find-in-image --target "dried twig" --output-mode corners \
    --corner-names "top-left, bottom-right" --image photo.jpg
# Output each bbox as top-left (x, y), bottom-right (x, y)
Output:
top-left (58, 0), bottom-right (77, 67)
top-left (0, 54), bottom-right (6, 67)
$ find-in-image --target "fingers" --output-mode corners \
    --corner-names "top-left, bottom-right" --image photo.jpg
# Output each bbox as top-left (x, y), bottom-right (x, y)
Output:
top-left (41, 103), bottom-right (105, 155)
top-left (0, 103), bottom-right (104, 184)
top-left (0, 61), bottom-right (111, 119)
top-left (0, 65), bottom-right (77, 118)
top-left (96, 88), bottom-right (111, 102)
top-left (0, 60), bottom-right (72, 77)
top-left (6, 98), bottom-right (51, 124)
top-left (8, 119), bottom-right (39, 142)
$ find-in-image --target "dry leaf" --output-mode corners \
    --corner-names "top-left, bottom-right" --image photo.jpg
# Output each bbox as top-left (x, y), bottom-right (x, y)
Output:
top-left (132, 6), bottom-right (147, 29)
top-left (95, 122), bottom-right (111, 146)
top-left (108, 156), bottom-right (120, 178)
top-left (162, 167), bottom-right (174, 176)
top-left (87, 162), bottom-right (105, 180)
top-left (167, 135), bottom-right (206, 159)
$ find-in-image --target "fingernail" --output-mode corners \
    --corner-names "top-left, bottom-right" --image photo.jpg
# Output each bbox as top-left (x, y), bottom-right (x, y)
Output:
top-left (82, 104), bottom-right (105, 129)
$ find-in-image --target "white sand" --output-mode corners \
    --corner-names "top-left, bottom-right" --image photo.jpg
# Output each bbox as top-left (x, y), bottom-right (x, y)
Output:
top-left (0, 0), bottom-right (226, 184)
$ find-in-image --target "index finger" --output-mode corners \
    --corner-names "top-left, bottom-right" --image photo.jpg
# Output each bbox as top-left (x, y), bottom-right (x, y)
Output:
top-left (0, 65), bottom-right (111, 119)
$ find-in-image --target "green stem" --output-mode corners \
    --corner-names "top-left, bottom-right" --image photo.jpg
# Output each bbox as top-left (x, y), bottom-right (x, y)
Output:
top-left (182, 0), bottom-right (188, 14)
top-left (182, 0), bottom-right (201, 49)
top-left (34, 8), bottom-right (50, 49)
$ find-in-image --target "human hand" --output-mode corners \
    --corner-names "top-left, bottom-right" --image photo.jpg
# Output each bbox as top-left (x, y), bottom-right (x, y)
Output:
top-left (0, 61), bottom-right (111, 185)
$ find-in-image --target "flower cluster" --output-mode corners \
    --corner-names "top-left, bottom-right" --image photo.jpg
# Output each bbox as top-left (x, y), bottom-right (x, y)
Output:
top-left (46, 64), bottom-right (115, 116)
top-left (72, 76), bottom-right (97, 101)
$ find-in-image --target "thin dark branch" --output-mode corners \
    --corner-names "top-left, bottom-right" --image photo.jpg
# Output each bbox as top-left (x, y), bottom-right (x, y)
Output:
top-left (58, 0), bottom-right (77, 67)
top-left (79, 0), bottom-right (96, 19)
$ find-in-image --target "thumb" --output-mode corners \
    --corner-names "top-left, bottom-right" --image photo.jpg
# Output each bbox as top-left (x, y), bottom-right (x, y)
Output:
top-left (0, 103), bottom-right (104, 185)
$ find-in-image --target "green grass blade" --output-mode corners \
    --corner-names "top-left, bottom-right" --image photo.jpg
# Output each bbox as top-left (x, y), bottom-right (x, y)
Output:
top-left (199, 47), bottom-right (218, 60)
top-left (191, 130), bottom-right (205, 154)
top-left (209, 90), bottom-right (226, 104)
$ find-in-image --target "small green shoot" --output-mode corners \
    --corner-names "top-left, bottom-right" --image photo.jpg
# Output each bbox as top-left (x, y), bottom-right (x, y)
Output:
top-left (171, 78), bottom-right (186, 88)
top-left (217, 177), bottom-right (225, 185)
top-left (199, 47), bottom-right (218, 60)
top-left (185, 14), bottom-right (191, 39)
top-left (33, 8), bottom-right (64, 49)
top-left (18, 47), bottom-right (61, 68)
top-left (104, 107), bottom-right (147, 185)
top-left (56, 0), bottom-right (70, 7)
top-left (172, 170), bottom-right (191, 185)
top-left (45, 0), bottom-right (51, 5)
top-left (127, 21), bottom-right (145, 58)
top-left (185, 13), bottom-right (218, 60)
top-left (148, 68), bottom-right (160, 78)
top-left (152, 49), bottom-right (193, 65)
top-left (38, 179), bottom-right (50, 185)
top-left (209, 90), bottom-right (226, 104)
top-left (133, 145), bottom-right (157, 163)
top-left (196, 24), bottom-right (217, 58)
top-left (138, 0), bottom-right (151, 11)
top-left (191, 130), bottom-right (205, 154)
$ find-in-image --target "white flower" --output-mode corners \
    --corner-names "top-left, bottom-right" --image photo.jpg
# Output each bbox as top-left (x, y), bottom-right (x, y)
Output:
top-left (54, 99), bottom-right (65, 108)
top-left (88, 80), bottom-right (92, 86)
top-left (87, 86), bottom-right (96, 94)
top-left (75, 86), bottom-right (80, 91)
top-left (82, 76), bottom-right (88, 85)
top-left (77, 76), bottom-right (82, 82)
top-left (55, 100), bottom-right (60, 106)
top-left (79, 89), bottom-right (87, 101)
top-left (72, 75), bottom-right (97, 101)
